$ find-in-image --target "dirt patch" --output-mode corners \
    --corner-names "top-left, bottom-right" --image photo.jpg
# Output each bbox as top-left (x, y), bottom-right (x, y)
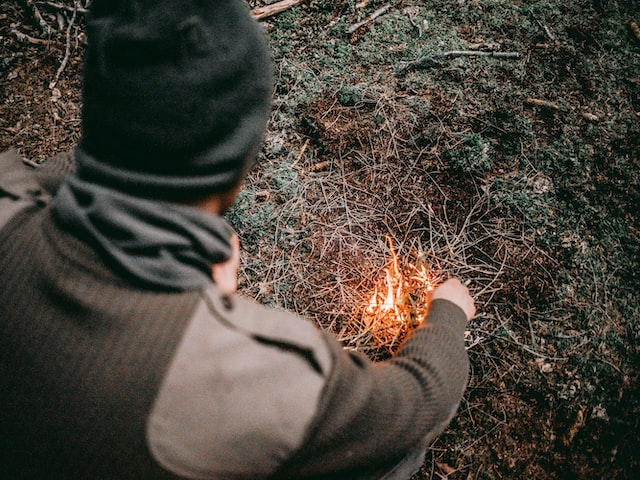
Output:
top-left (0, 1), bottom-right (84, 160)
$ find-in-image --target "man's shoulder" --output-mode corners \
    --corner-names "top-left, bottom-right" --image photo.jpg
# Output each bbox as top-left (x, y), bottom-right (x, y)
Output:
top-left (147, 287), bottom-right (336, 478)
top-left (203, 287), bottom-right (334, 375)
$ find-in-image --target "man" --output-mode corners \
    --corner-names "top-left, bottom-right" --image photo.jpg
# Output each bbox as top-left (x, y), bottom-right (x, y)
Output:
top-left (0, 0), bottom-right (475, 479)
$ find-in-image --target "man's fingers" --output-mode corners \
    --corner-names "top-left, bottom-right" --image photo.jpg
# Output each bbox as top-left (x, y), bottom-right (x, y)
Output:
top-left (431, 278), bottom-right (476, 321)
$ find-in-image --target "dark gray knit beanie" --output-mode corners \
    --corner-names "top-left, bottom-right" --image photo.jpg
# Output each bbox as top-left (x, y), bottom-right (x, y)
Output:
top-left (78, 0), bottom-right (273, 199)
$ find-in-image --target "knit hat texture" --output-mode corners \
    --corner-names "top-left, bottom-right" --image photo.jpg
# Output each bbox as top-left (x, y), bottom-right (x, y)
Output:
top-left (78, 0), bottom-right (273, 199)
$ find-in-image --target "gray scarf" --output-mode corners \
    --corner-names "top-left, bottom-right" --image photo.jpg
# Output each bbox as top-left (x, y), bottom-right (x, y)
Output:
top-left (52, 174), bottom-right (234, 292)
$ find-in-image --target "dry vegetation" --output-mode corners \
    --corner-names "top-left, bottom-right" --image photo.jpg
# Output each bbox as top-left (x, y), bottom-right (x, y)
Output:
top-left (1, 0), bottom-right (639, 479)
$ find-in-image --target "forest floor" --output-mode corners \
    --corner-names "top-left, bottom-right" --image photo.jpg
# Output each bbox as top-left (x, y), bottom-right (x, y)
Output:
top-left (1, 1), bottom-right (639, 479)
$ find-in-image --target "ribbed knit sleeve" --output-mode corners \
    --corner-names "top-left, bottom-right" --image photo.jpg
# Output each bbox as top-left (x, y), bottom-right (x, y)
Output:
top-left (272, 299), bottom-right (468, 479)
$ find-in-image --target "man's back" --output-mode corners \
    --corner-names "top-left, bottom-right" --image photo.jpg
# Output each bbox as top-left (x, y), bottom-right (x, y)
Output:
top-left (0, 186), bottom-right (332, 479)
top-left (0, 204), bottom-right (197, 479)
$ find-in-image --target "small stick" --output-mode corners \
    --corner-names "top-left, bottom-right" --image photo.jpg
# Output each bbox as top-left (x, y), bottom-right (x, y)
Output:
top-left (396, 49), bottom-right (520, 74)
top-left (49, 1), bottom-right (78, 89)
top-left (442, 50), bottom-right (521, 59)
top-left (11, 28), bottom-right (52, 45)
top-left (534, 19), bottom-right (556, 41)
top-left (347, 4), bottom-right (391, 34)
top-left (466, 42), bottom-right (501, 51)
top-left (22, 0), bottom-right (53, 36)
top-left (22, 158), bottom-right (41, 168)
top-left (38, 1), bottom-right (89, 14)
top-left (291, 138), bottom-right (310, 168)
top-left (252, 0), bottom-right (303, 20)
top-left (307, 160), bottom-right (332, 173)
top-left (524, 97), bottom-right (559, 110)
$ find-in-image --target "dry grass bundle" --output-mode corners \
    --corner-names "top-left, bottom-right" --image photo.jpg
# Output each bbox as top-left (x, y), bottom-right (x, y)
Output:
top-left (357, 237), bottom-right (443, 352)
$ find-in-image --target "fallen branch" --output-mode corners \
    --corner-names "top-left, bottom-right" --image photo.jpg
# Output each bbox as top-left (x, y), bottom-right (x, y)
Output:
top-left (252, 0), bottom-right (303, 20)
top-left (49, 1), bottom-right (78, 89)
top-left (442, 50), bottom-right (521, 59)
top-left (11, 28), bottom-right (52, 45)
top-left (396, 49), bottom-right (521, 75)
top-left (347, 4), bottom-right (391, 34)
top-left (524, 97), bottom-right (559, 110)
top-left (533, 16), bottom-right (556, 42)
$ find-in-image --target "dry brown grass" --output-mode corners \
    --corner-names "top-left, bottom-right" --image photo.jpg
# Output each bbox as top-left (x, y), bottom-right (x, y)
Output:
top-left (237, 88), bottom-right (512, 358)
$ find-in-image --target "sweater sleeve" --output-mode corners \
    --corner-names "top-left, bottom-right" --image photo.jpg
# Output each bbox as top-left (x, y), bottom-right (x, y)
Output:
top-left (272, 299), bottom-right (469, 479)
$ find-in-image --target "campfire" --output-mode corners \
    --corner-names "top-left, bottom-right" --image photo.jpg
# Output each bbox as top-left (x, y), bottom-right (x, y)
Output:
top-left (361, 237), bottom-right (442, 352)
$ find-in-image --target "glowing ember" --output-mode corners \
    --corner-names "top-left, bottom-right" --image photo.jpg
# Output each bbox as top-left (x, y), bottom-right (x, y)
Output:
top-left (362, 237), bottom-right (440, 351)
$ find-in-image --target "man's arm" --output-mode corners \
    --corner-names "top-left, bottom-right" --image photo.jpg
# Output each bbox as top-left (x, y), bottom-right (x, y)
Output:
top-left (273, 285), bottom-right (471, 479)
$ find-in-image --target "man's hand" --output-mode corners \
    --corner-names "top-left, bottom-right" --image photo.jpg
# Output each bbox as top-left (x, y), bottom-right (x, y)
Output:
top-left (211, 234), bottom-right (240, 294)
top-left (430, 278), bottom-right (476, 321)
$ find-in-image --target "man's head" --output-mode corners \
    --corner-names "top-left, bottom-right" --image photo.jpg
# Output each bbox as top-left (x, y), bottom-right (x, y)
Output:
top-left (77, 0), bottom-right (273, 201)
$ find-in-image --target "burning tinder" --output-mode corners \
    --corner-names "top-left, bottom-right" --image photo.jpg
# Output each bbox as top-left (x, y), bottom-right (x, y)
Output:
top-left (361, 237), bottom-right (441, 352)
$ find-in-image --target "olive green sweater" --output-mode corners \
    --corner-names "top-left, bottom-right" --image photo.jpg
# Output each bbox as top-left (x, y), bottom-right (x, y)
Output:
top-left (0, 150), bottom-right (469, 479)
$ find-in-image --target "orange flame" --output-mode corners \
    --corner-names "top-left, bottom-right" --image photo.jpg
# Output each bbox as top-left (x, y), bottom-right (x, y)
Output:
top-left (362, 237), bottom-right (439, 351)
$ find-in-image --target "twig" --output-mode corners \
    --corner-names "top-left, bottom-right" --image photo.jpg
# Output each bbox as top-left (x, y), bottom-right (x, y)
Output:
top-left (22, 158), bottom-right (41, 168)
top-left (11, 28), bottom-right (52, 45)
top-left (442, 50), bottom-right (521, 59)
top-left (291, 138), bottom-right (310, 168)
top-left (534, 18), bottom-right (556, 42)
top-left (396, 49), bottom-right (520, 75)
top-left (252, 0), bottom-right (303, 20)
top-left (37, 1), bottom-right (89, 14)
top-left (307, 159), bottom-right (332, 173)
top-left (524, 97), bottom-right (559, 110)
top-left (49, 1), bottom-right (78, 89)
top-left (22, 0), bottom-right (53, 36)
top-left (346, 4), bottom-right (391, 34)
